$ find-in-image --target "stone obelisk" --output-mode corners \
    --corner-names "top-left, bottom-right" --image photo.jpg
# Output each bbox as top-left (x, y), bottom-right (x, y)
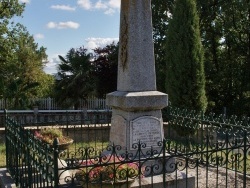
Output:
top-left (106, 0), bottom-right (168, 151)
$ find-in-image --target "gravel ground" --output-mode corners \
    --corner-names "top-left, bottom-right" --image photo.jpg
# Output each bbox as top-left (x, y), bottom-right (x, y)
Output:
top-left (179, 166), bottom-right (250, 188)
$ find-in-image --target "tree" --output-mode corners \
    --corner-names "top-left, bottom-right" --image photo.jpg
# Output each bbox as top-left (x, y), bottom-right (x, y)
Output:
top-left (152, 0), bottom-right (249, 115)
top-left (151, 0), bottom-right (174, 92)
top-left (195, 0), bottom-right (224, 113)
top-left (215, 1), bottom-right (250, 116)
top-left (0, 1), bottom-right (25, 99)
top-left (0, 0), bottom-right (24, 19)
top-left (55, 43), bottom-right (118, 106)
top-left (3, 24), bottom-right (48, 108)
top-left (35, 73), bottom-right (55, 98)
top-left (0, 1), bottom-right (49, 108)
top-left (165, 0), bottom-right (207, 112)
top-left (196, 0), bottom-right (250, 115)
top-left (93, 42), bottom-right (118, 98)
top-left (55, 47), bottom-right (94, 109)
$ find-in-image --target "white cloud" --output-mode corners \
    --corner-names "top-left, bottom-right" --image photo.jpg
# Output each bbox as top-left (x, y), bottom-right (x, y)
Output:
top-left (51, 5), bottom-right (76, 11)
top-left (47, 22), bottom-right (56, 29)
top-left (104, 8), bottom-right (115, 15)
top-left (95, 0), bottom-right (108, 9)
top-left (47, 21), bottom-right (80, 29)
top-left (34, 33), bottom-right (44, 39)
top-left (43, 55), bottom-right (61, 75)
top-left (19, 0), bottom-right (30, 3)
top-left (77, 0), bottom-right (120, 15)
top-left (85, 37), bottom-right (119, 51)
top-left (108, 0), bottom-right (120, 9)
top-left (77, 0), bottom-right (92, 10)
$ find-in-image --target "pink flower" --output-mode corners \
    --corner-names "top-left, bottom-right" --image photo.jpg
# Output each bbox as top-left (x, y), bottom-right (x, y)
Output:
top-left (77, 155), bottom-right (141, 182)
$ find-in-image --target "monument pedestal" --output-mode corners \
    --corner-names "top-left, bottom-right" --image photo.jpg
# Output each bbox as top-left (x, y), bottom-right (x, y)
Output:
top-left (106, 91), bottom-right (167, 151)
top-left (106, 0), bottom-right (168, 153)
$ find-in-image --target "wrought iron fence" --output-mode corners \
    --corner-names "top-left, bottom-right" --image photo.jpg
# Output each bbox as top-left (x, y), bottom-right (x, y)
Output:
top-left (4, 107), bottom-right (250, 188)
top-left (5, 116), bottom-right (56, 187)
top-left (4, 110), bottom-right (112, 187)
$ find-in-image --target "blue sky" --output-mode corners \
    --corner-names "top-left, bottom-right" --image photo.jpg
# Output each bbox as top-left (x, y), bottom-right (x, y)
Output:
top-left (15, 0), bottom-right (120, 74)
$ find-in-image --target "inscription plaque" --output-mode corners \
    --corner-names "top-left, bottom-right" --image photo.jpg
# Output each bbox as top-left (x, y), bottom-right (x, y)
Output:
top-left (130, 116), bottom-right (163, 149)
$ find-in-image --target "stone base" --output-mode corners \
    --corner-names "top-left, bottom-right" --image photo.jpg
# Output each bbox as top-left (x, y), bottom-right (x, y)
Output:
top-left (109, 109), bottom-right (164, 152)
top-left (106, 91), bottom-right (168, 152)
top-left (58, 159), bottom-right (71, 182)
top-left (106, 91), bottom-right (168, 111)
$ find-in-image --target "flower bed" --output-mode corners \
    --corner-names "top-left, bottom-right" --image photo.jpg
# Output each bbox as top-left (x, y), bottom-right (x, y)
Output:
top-left (34, 128), bottom-right (73, 150)
top-left (76, 155), bottom-right (142, 186)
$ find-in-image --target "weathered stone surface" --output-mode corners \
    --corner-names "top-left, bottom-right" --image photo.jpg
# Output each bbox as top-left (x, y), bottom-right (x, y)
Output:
top-left (130, 116), bottom-right (163, 149)
top-left (118, 0), bottom-right (156, 92)
top-left (107, 0), bottom-right (168, 151)
top-left (106, 91), bottom-right (168, 111)
top-left (109, 109), bottom-right (164, 151)
top-left (58, 159), bottom-right (71, 182)
top-left (109, 115), bottom-right (127, 145)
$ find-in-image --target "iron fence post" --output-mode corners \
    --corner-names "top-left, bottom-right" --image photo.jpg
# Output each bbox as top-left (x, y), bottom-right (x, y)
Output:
top-left (205, 125), bottom-right (209, 187)
top-left (26, 131), bottom-right (33, 186)
top-left (201, 111), bottom-right (204, 147)
top-left (243, 130), bottom-right (247, 188)
top-left (138, 141), bottom-right (142, 187)
top-left (53, 138), bottom-right (59, 187)
top-left (4, 109), bottom-right (8, 170)
top-left (162, 138), bottom-right (166, 188)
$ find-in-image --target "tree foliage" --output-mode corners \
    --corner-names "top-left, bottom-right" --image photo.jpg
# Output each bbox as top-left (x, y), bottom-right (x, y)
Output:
top-left (0, 0), bottom-right (24, 19)
top-left (55, 47), bottom-right (94, 109)
top-left (197, 0), bottom-right (250, 115)
top-left (55, 43), bottom-right (119, 108)
top-left (165, 0), bottom-right (207, 112)
top-left (0, 1), bottom-right (25, 98)
top-left (152, 0), bottom-right (249, 116)
top-left (151, 0), bottom-right (174, 92)
top-left (93, 42), bottom-right (118, 98)
top-left (0, 1), bottom-right (49, 109)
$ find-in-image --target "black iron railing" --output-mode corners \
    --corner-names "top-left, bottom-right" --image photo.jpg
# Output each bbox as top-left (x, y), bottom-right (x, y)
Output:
top-left (4, 107), bottom-right (250, 187)
top-left (5, 115), bottom-right (56, 187)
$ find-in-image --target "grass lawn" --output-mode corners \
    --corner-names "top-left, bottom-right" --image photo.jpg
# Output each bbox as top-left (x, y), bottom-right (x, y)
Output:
top-left (0, 142), bottom-right (6, 167)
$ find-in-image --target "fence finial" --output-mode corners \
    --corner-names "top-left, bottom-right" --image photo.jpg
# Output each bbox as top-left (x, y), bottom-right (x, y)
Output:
top-left (53, 137), bottom-right (59, 148)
